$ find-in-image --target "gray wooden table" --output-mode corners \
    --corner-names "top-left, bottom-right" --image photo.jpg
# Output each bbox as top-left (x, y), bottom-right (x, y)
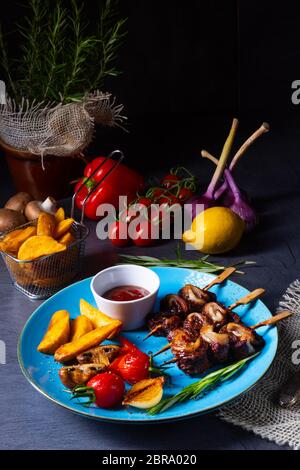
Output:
top-left (0, 115), bottom-right (298, 450)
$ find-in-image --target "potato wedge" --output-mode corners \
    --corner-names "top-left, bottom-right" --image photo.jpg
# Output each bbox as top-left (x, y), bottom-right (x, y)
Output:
top-left (55, 207), bottom-right (65, 224)
top-left (80, 298), bottom-right (113, 328)
top-left (1, 228), bottom-right (24, 242)
top-left (59, 231), bottom-right (75, 246)
top-left (70, 315), bottom-right (94, 341)
top-left (54, 320), bottom-right (122, 363)
top-left (37, 212), bottom-right (56, 237)
top-left (53, 218), bottom-right (74, 239)
top-left (0, 226), bottom-right (36, 254)
top-left (37, 310), bottom-right (70, 354)
top-left (18, 235), bottom-right (66, 260)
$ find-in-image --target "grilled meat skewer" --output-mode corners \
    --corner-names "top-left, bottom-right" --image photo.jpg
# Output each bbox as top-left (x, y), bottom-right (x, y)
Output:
top-left (146, 268), bottom-right (236, 340)
top-left (153, 288), bottom-right (266, 357)
top-left (219, 322), bottom-right (265, 360)
top-left (169, 329), bottom-right (211, 376)
top-left (146, 314), bottom-right (182, 340)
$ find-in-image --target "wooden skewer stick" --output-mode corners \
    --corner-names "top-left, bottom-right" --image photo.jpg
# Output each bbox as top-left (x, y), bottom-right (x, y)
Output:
top-left (203, 266), bottom-right (236, 291)
top-left (250, 310), bottom-right (292, 329)
top-left (152, 343), bottom-right (171, 357)
top-left (152, 288), bottom-right (266, 357)
top-left (162, 358), bottom-right (177, 366)
top-left (228, 288), bottom-right (265, 311)
top-left (143, 324), bottom-right (162, 341)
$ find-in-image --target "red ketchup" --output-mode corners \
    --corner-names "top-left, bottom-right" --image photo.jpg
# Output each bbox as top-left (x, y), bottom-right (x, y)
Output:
top-left (103, 285), bottom-right (150, 302)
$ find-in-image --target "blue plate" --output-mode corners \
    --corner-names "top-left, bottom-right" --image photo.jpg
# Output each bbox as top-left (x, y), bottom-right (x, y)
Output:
top-left (18, 267), bottom-right (278, 423)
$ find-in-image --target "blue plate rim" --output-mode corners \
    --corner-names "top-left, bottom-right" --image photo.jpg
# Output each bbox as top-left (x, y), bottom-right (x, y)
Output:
top-left (17, 268), bottom-right (278, 424)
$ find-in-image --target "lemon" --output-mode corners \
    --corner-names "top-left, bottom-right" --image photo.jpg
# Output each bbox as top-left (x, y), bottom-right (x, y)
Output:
top-left (182, 206), bottom-right (244, 254)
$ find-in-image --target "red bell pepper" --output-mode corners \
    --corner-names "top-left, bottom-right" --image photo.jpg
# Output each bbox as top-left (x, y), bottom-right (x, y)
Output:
top-left (74, 156), bottom-right (144, 220)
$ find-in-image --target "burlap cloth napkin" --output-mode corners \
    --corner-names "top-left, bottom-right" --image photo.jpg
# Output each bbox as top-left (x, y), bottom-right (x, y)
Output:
top-left (217, 280), bottom-right (300, 449)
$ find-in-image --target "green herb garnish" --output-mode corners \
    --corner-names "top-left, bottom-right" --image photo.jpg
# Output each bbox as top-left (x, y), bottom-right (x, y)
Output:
top-left (119, 244), bottom-right (255, 274)
top-left (147, 354), bottom-right (258, 415)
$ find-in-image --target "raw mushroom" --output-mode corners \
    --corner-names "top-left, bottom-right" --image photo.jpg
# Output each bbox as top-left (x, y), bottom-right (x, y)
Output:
top-left (4, 192), bottom-right (33, 214)
top-left (0, 208), bottom-right (26, 233)
top-left (24, 197), bottom-right (57, 221)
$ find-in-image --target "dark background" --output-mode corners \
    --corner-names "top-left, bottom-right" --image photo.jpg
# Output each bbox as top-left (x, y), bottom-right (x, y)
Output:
top-left (1, 0), bottom-right (299, 187)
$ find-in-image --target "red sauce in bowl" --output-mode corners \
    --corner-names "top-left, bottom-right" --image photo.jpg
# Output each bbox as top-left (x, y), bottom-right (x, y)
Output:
top-left (103, 285), bottom-right (150, 302)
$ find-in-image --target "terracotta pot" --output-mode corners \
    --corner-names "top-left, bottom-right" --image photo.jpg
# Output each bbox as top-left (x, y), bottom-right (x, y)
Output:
top-left (1, 140), bottom-right (85, 200)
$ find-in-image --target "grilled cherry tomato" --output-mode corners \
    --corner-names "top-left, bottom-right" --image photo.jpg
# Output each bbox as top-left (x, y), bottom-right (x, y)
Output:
top-left (110, 351), bottom-right (150, 385)
top-left (119, 337), bottom-right (141, 354)
top-left (72, 372), bottom-right (125, 408)
top-left (108, 221), bottom-right (130, 247)
top-left (161, 174), bottom-right (181, 189)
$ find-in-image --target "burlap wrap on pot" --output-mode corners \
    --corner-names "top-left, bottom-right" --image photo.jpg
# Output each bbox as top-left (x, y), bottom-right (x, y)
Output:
top-left (0, 91), bottom-right (125, 162)
top-left (218, 280), bottom-right (300, 450)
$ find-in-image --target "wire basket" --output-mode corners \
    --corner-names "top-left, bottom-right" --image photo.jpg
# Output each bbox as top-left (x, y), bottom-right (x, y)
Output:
top-left (0, 149), bottom-right (124, 299)
top-left (0, 220), bottom-right (89, 299)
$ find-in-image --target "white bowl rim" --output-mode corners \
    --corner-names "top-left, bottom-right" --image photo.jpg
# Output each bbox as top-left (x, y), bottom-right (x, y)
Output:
top-left (90, 264), bottom-right (160, 305)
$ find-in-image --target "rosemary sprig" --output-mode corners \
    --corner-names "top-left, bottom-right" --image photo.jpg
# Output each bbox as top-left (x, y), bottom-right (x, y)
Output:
top-left (118, 244), bottom-right (255, 274)
top-left (91, 0), bottom-right (127, 89)
top-left (147, 353), bottom-right (259, 415)
top-left (18, 0), bottom-right (47, 100)
top-left (0, 0), bottom-right (127, 103)
top-left (43, 1), bottom-right (67, 100)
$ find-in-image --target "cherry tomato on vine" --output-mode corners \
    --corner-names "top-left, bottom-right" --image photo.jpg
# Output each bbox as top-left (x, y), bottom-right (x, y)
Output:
top-left (108, 221), bottom-right (130, 247)
top-left (131, 220), bottom-right (157, 246)
top-left (161, 174), bottom-right (181, 189)
top-left (149, 203), bottom-right (171, 226)
top-left (158, 194), bottom-right (179, 205)
top-left (177, 187), bottom-right (194, 202)
top-left (151, 188), bottom-right (166, 200)
top-left (136, 197), bottom-right (153, 207)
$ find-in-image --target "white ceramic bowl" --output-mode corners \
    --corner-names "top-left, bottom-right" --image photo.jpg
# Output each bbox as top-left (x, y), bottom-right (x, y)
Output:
top-left (90, 265), bottom-right (160, 330)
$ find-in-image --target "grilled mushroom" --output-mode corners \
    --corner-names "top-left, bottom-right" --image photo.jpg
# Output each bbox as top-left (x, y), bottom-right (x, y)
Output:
top-left (160, 294), bottom-right (189, 317)
top-left (179, 284), bottom-right (216, 311)
top-left (59, 363), bottom-right (106, 389)
top-left (76, 344), bottom-right (121, 365)
top-left (200, 324), bottom-right (230, 363)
